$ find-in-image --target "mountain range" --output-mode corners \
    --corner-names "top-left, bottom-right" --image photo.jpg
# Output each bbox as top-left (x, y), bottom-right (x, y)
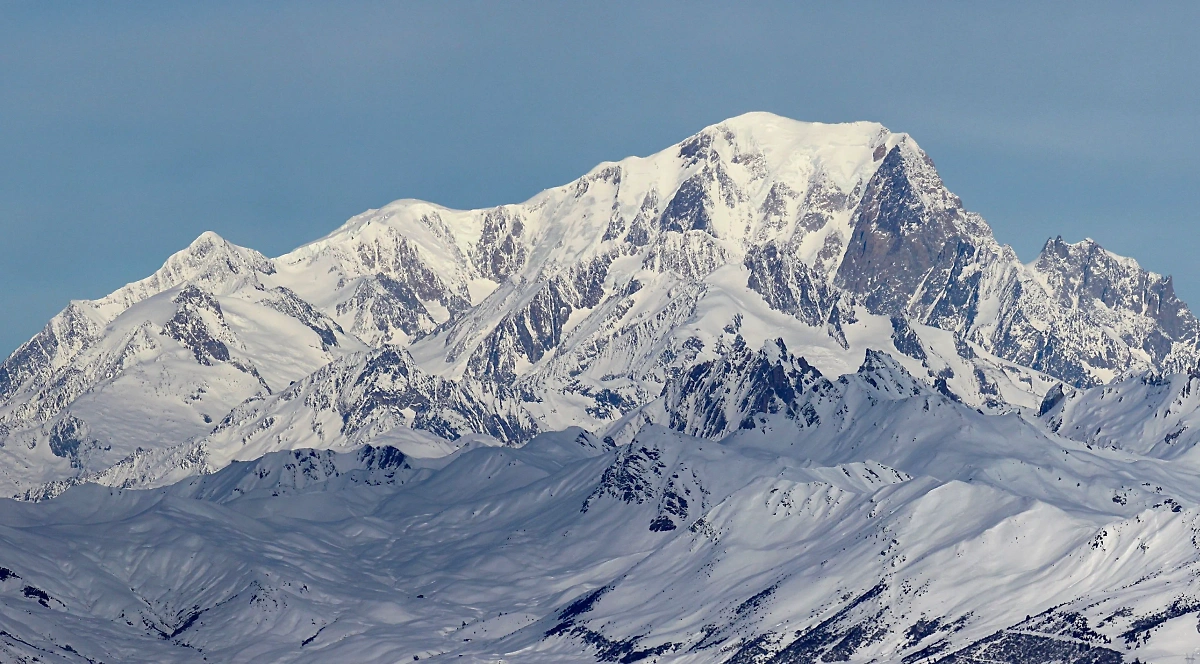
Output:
top-left (3, 113), bottom-right (1200, 662)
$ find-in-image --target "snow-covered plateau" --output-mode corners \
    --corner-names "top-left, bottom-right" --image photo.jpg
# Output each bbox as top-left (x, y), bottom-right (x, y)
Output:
top-left (3, 113), bottom-right (1200, 662)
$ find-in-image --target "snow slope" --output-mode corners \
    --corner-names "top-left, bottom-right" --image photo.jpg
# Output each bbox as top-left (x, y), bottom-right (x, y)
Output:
top-left (4, 360), bottom-right (1200, 662)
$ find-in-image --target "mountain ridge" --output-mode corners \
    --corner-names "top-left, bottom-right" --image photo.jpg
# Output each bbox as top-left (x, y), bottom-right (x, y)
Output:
top-left (2, 111), bottom-right (1195, 496)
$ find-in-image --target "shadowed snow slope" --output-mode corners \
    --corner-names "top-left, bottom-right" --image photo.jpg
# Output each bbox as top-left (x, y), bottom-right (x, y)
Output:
top-left (4, 391), bottom-right (1200, 662)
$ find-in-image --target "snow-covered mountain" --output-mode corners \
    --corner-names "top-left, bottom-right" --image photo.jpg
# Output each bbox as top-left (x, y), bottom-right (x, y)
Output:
top-left (4, 112), bottom-right (1200, 661)
top-left (9, 111), bottom-right (1180, 495)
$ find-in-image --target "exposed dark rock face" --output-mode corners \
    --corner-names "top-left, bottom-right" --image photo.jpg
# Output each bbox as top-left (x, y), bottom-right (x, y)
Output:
top-left (162, 286), bottom-right (232, 366)
top-left (354, 443), bottom-right (409, 472)
top-left (171, 444), bottom-right (416, 502)
top-left (643, 230), bottom-right (731, 281)
top-left (575, 165), bottom-right (623, 200)
top-left (1038, 383), bottom-right (1067, 417)
top-left (546, 586), bottom-right (612, 637)
top-left (1118, 596), bottom-right (1200, 647)
top-left (334, 348), bottom-right (537, 445)
top-left (48, 415), bottom-right (90, 461)
top-left (659, 127), bottom-right (743, 239)
top-left (807, 140), bottom-right (1200, 388)
top-left (825, 300), bottom-right (853, 350)
top-left (1038, 238), bottom-right (1191, 335)
top-left (661, 172), bottom-right (714, 235)
top-left (333, 231), bottom-right (472, 344)
top-left (337, 348), bottom-right (445, 436)
top-left (890, 316), bottom-right (928, 361)
top-left (919, 239), bottom-right (986, 335)
top-left (647, 469), bottom-right (696, 532)
top-left (338, 274), bottom-right (436, 339)
top-left (582, 443), bottom-right (666, 511)
top-left (581, 433), bottom-right (705, 536)
top-left (465, 254), bottom-right (615, 384)
top-left (572, 254), bottom-right (613, 310)
top-left (678, 130), bottom-right (717, 166)
top-left (934, 631), bottom-right (1123, 664)
top-left (851, 349), bottom-right (926, 399)
top-left (759, 182), bottom-right (799, 234)
top-left (467, 279), bottom-right (576, 383)
top-left (0, 304), bottom-right (97, 404)
top-left (1034, 236), bottom-right (1198, 366)
top-left (835, 145), bottom-right (965, 316)
top-left (745, 242), bottom-right (837, 328)
top-left (625, 192), bottom-right (658, 246)
top-left (202, 345), bottom-right (538, 460)
top-left (474, 207), bottom-right (527, 281)
top-left (546, 584), bottom-right (683, 664)
top-left (666, 337), bottom-right (826, 439)
top-left (829, 141), bottom-right (998, 345)
top-left (728, 584), bottom-right (890, 664)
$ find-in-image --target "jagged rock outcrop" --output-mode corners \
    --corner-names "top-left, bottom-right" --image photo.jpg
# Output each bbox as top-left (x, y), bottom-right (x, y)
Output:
top-left (665, 337), bottom-right (827, 439)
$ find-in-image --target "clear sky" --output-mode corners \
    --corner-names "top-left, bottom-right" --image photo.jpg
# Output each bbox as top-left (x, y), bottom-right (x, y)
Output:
top-left (2, 2), bottom-right (1198, 356)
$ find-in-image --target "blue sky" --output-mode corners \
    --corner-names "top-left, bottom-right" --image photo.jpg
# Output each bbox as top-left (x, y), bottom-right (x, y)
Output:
top-left (2, 2), bottom-right (1198, 355)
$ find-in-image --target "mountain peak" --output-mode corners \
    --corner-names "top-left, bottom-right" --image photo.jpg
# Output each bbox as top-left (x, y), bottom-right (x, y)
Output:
top-left (696, 113), bottom-right (897, 173)
top-left (850, 349), bottom-right (925, 400)
top-left (190, 229), bottom-right (227, 246)
top-left (174, 230), bottom-right (272, 268)
top-left (1041, 234), bottom-right (1139, 260)
top-left (716, 111), bottom-right (889, 142)
top-left (83, 232), bottom-right (275, 324)
top-left (1035, 234), bottom-right (1150, 279)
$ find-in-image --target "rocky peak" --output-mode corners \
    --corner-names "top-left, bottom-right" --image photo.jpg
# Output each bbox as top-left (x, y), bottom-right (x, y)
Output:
top-left (152, 231), bottom-right (275, 287)
top-left (0, 233), bottom-right (274, 407)
top-left (845, 349), bottom-right (926, 401)
top-left (286, 203), bottom-right (470, 280)
top-left (1032, 236), bottom-right (1195, 337)
top-left (833, 140), bottom-right (986, 318)
top-left (473, 206), bottom-right (529, 281)
top-left (0, 303), bottom-right (103, 414)
top-left (665, 337), bottom-right (827, 439)
top-left (161, 285), bottom-right (235, 366)
top-left (1036, 368), bottom-right (1200, 459)
top-left (90, 231), bottom-right (275, 324)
